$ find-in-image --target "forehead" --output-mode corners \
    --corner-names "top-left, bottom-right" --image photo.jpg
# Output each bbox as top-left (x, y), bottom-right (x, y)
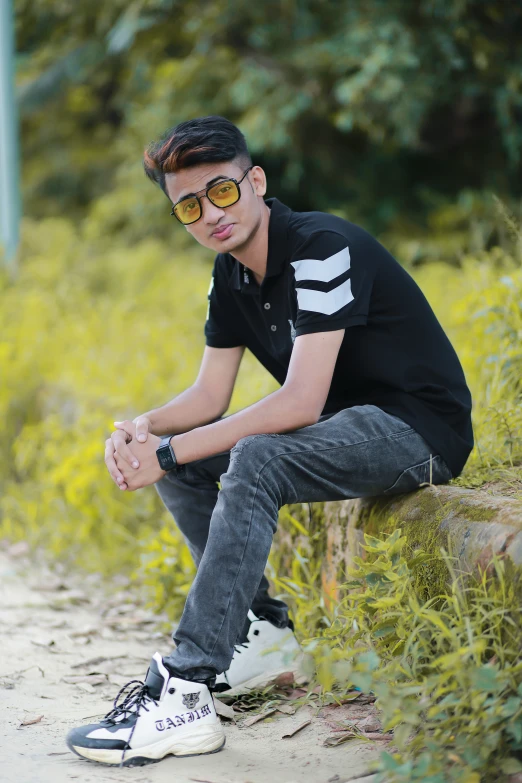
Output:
top-left (165, 161), bottom-right (244, 202)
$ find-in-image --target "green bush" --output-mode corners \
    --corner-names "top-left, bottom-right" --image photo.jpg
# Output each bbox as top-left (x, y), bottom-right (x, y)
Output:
top-left (1, 204), bottom-right (521, 780)
top-left (298, 529), bottom-right (522, 783)
top-left (1, 207), bottom-right (521, 584)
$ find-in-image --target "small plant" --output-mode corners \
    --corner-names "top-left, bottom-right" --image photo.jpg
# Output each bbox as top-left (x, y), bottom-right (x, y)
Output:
top-left (293, 529), bottom-right (522, 783)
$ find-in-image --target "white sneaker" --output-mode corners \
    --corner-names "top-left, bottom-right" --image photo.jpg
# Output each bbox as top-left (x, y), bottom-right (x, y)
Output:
top-left (66, 652), bottom-right (225, 766)
top-left (214, 610), bottom-right (309, 696)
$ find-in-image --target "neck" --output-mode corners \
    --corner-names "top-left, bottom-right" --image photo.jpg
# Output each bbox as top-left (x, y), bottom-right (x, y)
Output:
top-left (230, 203), bottom-right (271, 283)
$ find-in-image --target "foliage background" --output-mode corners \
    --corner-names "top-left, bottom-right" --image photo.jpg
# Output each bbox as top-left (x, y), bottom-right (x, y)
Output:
top-left (14, 0), bottom-right (522, 234)
top-left (4, 0), bottom-right (521, 565)
top-left (2, 3), bottom-right (522, 779)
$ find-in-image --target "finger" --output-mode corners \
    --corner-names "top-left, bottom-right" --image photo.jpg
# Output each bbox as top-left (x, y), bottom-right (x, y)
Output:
top-left (115, 443), bottom-right (140, 470)
top-left (113, 420), bottom-right (136, 439)
top-left (133, 415), bottom-right (150, 443)
top-left (111, 429), bottom-right (131, 446)
top-left (114, 455), bottom-right (128, 489)
top-left (105, 438), bottom-right (127, 486)
top-left (111, 431), bottom-right (140, 469)
top-left (114, 453), bottom-right (133, 486)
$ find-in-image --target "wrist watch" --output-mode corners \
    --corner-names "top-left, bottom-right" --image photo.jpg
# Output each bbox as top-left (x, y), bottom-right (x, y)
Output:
top-left (156, 435), bottom-right (179, 472)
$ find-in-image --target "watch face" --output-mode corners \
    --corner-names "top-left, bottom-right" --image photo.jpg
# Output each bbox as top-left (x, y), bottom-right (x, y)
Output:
top-left (157, 445), bottom-right (174, 471)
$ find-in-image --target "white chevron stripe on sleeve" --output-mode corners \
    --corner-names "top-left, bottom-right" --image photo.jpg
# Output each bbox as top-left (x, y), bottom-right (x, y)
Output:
top-left (296, 278), bottom-right (354, 315)
top-left (290, 246), bottom-right (350, 282)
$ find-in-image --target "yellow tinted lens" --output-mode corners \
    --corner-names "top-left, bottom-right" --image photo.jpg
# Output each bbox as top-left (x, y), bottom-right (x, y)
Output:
top-left (175, 197), bottom-right (201, 224)
top-left (208, 180), bottom-right (239, 208)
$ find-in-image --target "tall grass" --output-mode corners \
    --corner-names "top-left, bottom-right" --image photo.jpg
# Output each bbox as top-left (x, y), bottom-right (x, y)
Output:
top-left (287, 529), bottom-right (522, 783)
top-left (1, 208), bottom-right (521, 586)
top-left (2, 205), bottom-right (521, 779)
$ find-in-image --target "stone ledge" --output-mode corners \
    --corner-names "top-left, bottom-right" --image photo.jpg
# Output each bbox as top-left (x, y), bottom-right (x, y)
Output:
top-left (320, 485), bottom-right (522, 601)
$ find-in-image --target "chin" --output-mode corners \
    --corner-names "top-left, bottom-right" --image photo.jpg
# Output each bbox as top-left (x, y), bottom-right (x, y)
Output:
top-left (209, 236), bottom-right (239, 254)
top-left (226, 228), bottom-right (254, 254)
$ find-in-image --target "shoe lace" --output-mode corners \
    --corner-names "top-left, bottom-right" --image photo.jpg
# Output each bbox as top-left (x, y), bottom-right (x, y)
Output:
top-left (232, 640), bottom-right (250, 655)
top-left (103, 678), bottom-right (160, 767)
top-left (104, 678), bottom-right (158, 722)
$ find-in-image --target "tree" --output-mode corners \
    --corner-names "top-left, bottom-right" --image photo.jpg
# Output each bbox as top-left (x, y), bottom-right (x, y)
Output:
top-left (15, 0), bottom-right (522, 235)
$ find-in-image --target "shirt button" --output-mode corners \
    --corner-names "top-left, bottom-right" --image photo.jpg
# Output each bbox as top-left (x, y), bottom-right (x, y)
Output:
top-left (271, 324), bottom-right (277, 331)
top-left (264, 302), bottom-right (271, 310)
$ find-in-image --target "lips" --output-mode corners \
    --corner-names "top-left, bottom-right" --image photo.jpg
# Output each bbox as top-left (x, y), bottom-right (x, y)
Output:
top-left (212, 223), bottom-right (234, 240)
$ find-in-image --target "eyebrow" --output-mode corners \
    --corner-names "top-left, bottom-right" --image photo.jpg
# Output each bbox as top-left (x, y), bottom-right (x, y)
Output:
top-left (177, 174), bottom-right (229, 202)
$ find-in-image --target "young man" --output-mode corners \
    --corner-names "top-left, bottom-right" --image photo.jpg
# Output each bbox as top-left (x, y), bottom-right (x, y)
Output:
top-left (66, 115), bottom-right (473, 766)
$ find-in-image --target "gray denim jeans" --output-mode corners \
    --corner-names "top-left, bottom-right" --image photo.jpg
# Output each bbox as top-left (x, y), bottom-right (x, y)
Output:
top-left (155, 403), bottom-right (453, 682)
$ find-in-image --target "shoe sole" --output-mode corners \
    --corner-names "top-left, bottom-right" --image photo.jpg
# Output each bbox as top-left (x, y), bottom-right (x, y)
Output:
top-left (68, 724), bottom-right (226, 766)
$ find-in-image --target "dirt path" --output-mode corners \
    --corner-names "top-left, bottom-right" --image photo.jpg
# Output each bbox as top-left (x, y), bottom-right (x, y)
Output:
top-left (1, 548), bottom-right (380, 783)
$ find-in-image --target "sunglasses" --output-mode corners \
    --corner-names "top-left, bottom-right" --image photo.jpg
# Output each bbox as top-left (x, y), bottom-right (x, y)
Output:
top-left (170, 166), bottom-right (254, 225)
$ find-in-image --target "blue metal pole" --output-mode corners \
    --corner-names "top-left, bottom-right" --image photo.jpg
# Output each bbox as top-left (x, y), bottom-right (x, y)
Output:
top-left (0, 0), bottom-right (21, 275)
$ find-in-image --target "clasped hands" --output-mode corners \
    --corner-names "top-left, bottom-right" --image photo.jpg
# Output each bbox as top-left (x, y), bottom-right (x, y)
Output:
top-left (105, 416), bottom-right (167, 491)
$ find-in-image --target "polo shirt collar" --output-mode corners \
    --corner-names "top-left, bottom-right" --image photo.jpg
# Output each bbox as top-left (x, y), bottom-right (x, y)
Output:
top-left (229, 197), bottom-right (292, 291)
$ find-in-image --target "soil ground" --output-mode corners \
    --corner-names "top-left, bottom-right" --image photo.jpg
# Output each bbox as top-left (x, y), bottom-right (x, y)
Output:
top-left (1, 548), bottom-right (382, 783)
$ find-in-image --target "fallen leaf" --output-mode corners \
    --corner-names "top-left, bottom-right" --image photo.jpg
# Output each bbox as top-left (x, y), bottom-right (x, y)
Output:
top-left (242, 708), bottom-right (277, 727)
top-left (276, 704), bottom-right (296, 715)
top-left (62, 674), bottom-right (108, 687)
top-left (287, 688), bottom-right (307, 699)
top-left (38, 578), bottom-right (69, 592)
top-left (326, 719), bottom-right (358, 733)
top-left (31, 638), bottom-right (56, 648)
top-left (50, 590), bottom-right (89, 606)
top-left (71, 655), bottom-right (127, 669)
top-left (68, 626), bottom-right (99, 638)
top-left (76, 682), bottom-right (96, 694)
top-left (8, 541), bottom-right (30, 558)
top-left (353, 693), bottom-right (376, 704)
top-left (323, 730), bottom-right (362, 747)
top-left (188, 778), bottom-right (221, 783)
top-left (282, 719), bottom-right (311, 738)
top-left (46, 620), bottom-right (69, 630)
top-left (213, 698), bottom-right (236, 721)
top-left (357, 716), bottom-right (382, 733)
top-left (339, 691), bottom-right (365, 703)
top-left (104, 615), bottom-right (155, 629)
top-left (273, 671), bottom-right (295, 687)
top-left (19, 714), bottom-right (44, 728)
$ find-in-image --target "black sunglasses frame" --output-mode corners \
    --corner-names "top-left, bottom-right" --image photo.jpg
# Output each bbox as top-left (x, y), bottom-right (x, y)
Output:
top-left (170, 166), bottom-right (254, 225)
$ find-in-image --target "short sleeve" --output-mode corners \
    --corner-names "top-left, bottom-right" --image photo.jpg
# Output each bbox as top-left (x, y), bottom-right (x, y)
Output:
top-left (204, 255), bottom-right (244, 348)
top-left (290, 231), bottom-right (373, 337)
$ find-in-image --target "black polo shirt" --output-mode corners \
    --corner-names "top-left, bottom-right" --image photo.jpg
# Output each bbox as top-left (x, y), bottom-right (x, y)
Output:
top-left (204, 197), bottom-right (474, 478)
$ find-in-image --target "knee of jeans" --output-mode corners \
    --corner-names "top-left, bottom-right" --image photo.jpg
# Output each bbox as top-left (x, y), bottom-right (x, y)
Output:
top-left (232, 433), bottom-right (279, 455)
top-left (229, 433), bottom-right (279, 472)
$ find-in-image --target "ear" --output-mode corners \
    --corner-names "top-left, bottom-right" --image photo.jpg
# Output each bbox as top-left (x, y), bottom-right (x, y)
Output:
top-left (250, 165), bottom-right (267, 198)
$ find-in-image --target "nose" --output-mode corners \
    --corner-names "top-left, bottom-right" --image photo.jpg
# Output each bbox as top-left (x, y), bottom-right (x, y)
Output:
top-left (201, 196), bottom-right (226, 225)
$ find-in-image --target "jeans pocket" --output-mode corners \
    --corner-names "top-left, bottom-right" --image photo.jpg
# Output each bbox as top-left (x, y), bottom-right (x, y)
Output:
top-left (382, 454), bottom-right (452, 496)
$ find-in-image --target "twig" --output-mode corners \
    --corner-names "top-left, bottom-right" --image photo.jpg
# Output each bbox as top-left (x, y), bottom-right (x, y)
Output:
top-left (343, 771), bottom-right (378, 782)
top-left (282, 719), bottom-right (311, 738)
top-left (2, 664), bottom-right (45, 679)
top-left (71, 654), bottom-right (128, 669)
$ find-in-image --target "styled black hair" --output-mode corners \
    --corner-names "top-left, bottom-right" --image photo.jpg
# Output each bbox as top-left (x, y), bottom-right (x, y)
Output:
top-left (143, 115), bottom-right (252, 196)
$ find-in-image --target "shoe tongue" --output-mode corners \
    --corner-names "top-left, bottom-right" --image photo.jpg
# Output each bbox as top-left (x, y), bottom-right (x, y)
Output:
top-left (144, 652), bottom-right (170, 700)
